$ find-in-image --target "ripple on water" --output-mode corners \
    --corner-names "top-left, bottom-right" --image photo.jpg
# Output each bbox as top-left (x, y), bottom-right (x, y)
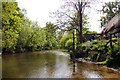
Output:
top-left (2, 51), bottom-right (120, 78)
top-left (52, 51), bottom-right (69, 56)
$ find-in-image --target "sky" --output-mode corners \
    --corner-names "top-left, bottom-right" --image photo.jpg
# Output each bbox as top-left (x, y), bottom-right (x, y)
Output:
top-left (16, 0), bottom-right (117, 33)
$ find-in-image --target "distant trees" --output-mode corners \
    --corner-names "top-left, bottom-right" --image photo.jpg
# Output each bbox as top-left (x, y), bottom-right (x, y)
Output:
top-left (16, 20), bottom-right (47, 52)
top-left (2, 2), bottom-right (59, 53)
top-left (1, 1), bottom-right (103, 54)
top-left (43, 22), bottom-right (58, 50)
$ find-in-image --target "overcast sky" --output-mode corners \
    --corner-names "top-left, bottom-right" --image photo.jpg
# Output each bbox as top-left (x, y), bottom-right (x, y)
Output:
top-left (16, 0), bottom-right (117, 33)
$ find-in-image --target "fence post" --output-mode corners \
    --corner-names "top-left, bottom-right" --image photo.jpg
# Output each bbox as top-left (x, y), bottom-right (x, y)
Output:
top-left (110, 33), bottom-right (113, 54)
top-left (72, 29), bottom-right (75, 73)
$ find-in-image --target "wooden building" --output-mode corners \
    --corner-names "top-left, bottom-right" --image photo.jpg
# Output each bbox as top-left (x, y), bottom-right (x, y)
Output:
top-left (101, 13), bottom-right (120, 37)
top-left (101, 13), bottom-right (120, 46)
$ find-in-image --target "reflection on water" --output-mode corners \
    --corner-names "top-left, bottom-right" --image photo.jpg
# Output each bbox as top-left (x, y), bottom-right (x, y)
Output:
top-left (74, 62), bottom-right (120, 79)
top-left (83, 70), bottom-right (102, 78)
top-left (2, 50), bottom-right (120, 78)
top-left (2, 51), bottom-right (72, 78)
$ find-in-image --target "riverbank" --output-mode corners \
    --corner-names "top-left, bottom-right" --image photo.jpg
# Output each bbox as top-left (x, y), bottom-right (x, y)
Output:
top-left (77, 58), bottom-right (120, 73)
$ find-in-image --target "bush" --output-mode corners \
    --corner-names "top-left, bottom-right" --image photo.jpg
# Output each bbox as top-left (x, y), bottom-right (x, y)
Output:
top-left (77, 38), bottom-right (120, 65)
top-left (65, 39), bottom-right (73, 52)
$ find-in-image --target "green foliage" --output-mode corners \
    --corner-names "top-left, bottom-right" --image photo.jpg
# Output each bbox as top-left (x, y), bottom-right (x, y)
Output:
top-left (2, 2), bottom-right (59, 53)
top-left (65, 39), bottom-right (73, 52)
top-left (100, 1), bottom-right (120, 27)
top-left (99, 54), bottom-right (120, 68)
top-left (0, 30), bottom-right (2, 52)
top-left (60, 35), bottom-right (69, 49)
top-left (81, 41), bottom-right (92, 51)
top-left (44, 22), bottom-right (58, 50)
top-left (92, 40), bottom-right (109, 51)
top-left (80, 40), bottom-right (109, 52)
top-left (2, 2), bottom-right (24, 53)
top-left (16, 19), bottom-right (33, 52)
top-left (79, 38), bottom-right (120, 67)
top-left (90, 52), bottom-right (99, 62)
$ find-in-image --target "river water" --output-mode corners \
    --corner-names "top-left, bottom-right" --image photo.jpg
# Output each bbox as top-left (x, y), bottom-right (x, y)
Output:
top-left (2, 50), bottom-right (120, 79)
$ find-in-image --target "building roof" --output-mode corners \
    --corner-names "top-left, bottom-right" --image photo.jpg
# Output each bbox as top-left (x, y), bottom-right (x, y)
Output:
top-left (102, 13), bottom-right (120, 34)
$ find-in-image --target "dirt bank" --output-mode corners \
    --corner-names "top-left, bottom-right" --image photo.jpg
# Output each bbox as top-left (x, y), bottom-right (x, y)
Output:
top-left (77, 58), bottom-right (120, 73)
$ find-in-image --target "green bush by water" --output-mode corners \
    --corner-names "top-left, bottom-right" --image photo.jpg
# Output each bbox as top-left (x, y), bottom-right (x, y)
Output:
top-left (77, 38), bottom-right (120, 68)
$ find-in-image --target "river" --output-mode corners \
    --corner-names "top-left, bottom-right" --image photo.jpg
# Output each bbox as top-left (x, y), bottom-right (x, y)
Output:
top-left (2, 50), bottom-right (120, 79)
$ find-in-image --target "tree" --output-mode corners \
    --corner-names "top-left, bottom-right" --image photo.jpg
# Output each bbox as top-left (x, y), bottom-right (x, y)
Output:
top-left (30, 23), bottom-right (47, 51)
top-left (16, 19), bottom-right (33, 52)
top-left (100, 1), bottom-right (120, 27)
top-left (0, 30), bottom-right (2, 52)
top-left (2, 2), bottom-right (24, 53)
top-left (54, 0), bottom-right (95, 43)
top-left (44, 22), bottom-right (58, 49)
top-left (2, 2), bottom-right (61, 53)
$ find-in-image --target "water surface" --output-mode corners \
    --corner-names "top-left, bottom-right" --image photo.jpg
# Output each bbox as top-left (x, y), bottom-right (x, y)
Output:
top-left (2, 50), bottom-right (120, 78)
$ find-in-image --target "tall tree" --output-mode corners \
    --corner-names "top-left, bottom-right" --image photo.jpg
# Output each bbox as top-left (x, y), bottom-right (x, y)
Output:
top-left (2, 2), bottom-right (24, 53)
top-left (54, 0), bottom-right (95, 43)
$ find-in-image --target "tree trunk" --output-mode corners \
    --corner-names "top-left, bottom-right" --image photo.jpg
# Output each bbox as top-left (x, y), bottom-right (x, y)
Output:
top-left (78, 1), bottom-right (83, 43)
